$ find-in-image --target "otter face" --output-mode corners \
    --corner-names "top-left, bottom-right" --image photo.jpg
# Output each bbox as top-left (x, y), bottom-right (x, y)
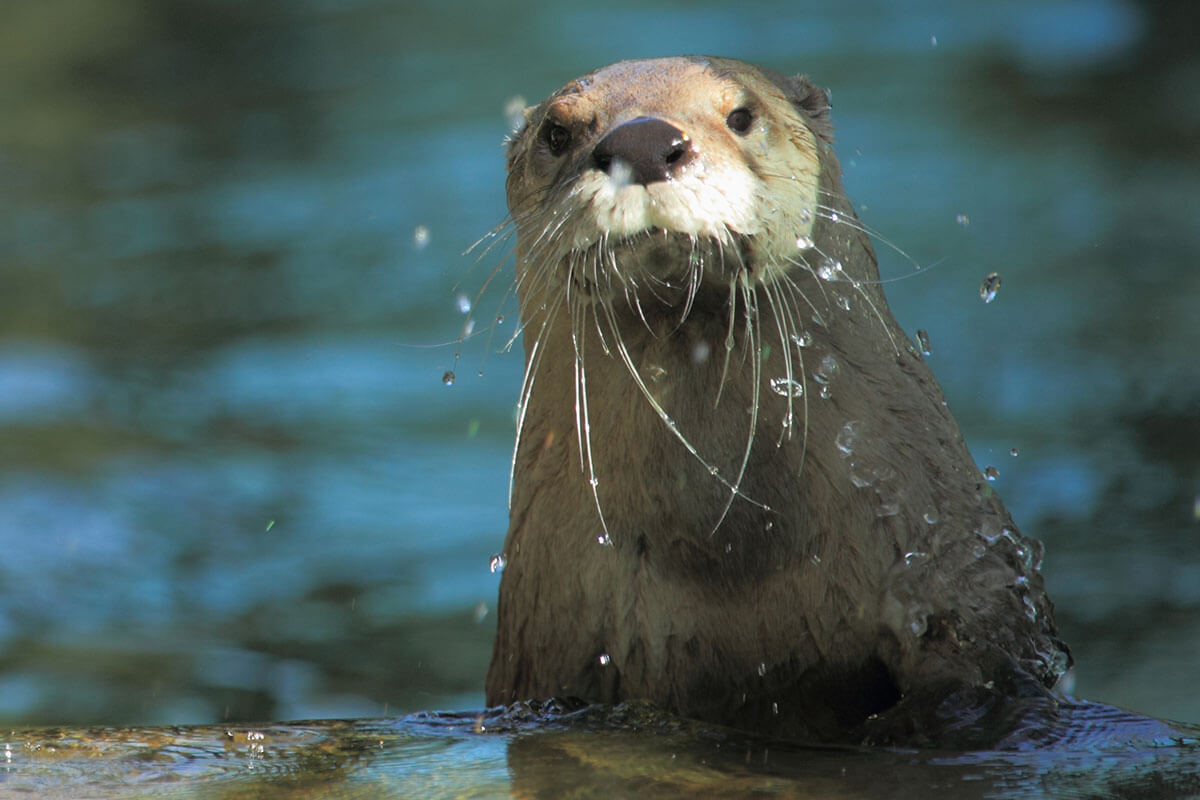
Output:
top-left (505, 57), bottom-right (831, 300)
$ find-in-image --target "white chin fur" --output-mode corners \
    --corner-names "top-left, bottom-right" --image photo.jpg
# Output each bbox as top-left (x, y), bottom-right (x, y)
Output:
top-left (569, 165), bottom-right (762, 250)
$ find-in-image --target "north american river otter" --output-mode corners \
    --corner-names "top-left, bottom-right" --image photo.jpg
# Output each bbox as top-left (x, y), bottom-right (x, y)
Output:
top-left (484, 56), bottom-right (1071, 745)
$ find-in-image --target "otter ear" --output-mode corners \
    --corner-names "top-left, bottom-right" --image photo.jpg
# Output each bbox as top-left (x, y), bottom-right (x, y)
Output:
top-left (782, 74), bottom-right (834, 143)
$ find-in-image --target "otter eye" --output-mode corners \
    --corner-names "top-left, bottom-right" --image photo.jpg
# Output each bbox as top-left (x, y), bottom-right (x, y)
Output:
top-left (726, 107), bottom-right (754, 135)
top-left (543, 123), bottom-right (572, 156)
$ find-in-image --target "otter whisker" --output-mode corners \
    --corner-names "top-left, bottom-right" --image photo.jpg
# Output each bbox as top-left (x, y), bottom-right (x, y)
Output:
top-left (570, 294), bottom-right (613, 543)
top-left (450, 219), bottom-right (523, 378)
top-left (802, 233), bottom-right (902, 356)
top-left (595, 286), bottom-right (768, 512)
top-left (773, 264), bottom-right (825, 324)
top-left (846, 275), bottom-right (900, 356)
top-left (780, 248), bottom-right (833, 311)
top-left (676, 237), bottom-right (704, 326)
top-left (813, 196), bottom-right (928, 275)
top-left (508, 286), bottom-right (566, 508)
top-left (708, 270), bottom-right (766, 536)
top-left (714, 269), bottom-right (740, 410)
top-left (762, 278), bottom-right (801, 447)
top-left (463, 218), bottom-right (510, 256)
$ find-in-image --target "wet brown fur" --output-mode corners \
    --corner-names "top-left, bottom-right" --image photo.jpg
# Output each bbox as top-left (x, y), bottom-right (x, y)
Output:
top-left (485, 56), bottom-right (1069, 744)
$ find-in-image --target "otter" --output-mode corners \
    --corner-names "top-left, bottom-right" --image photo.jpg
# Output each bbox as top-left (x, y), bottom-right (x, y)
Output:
top-left (484, 56), bottom-right (1071, 745)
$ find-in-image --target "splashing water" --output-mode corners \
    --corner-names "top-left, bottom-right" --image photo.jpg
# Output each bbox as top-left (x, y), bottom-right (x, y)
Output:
top-left (980, 272), bottom-right (1002, 303)
top-left (817, 257), bottom-right (843, 281)
top-left (769, 377), bottom-right (804, 398)
top-left (790, 331), bottom-right (813, 348)
top-left (813, 355), bottom-right (839, 386)
top-left (835, 421), bottom-right (860, 455)
top-left (916, 329), bottom-right (931, 356)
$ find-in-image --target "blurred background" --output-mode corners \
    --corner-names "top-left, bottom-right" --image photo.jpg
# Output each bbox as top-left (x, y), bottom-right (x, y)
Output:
top-left (0, 0), bottom-right (1196, 728)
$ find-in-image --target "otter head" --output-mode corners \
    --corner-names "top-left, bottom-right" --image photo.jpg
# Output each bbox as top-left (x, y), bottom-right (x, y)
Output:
top-left (505, 56), bottom-right (845, 311)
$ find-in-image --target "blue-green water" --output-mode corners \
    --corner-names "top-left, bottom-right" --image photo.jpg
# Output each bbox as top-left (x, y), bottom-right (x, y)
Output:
top-left (1, 0), bottom-right (1199, 792)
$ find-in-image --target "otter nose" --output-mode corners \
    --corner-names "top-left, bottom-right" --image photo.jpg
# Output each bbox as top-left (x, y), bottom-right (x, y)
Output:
top-left (591, 116), bottom-right (693, 185)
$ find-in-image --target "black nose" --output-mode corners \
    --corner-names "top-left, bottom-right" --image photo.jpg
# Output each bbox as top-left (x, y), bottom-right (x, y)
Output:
top-left (591, 116), bottom-right (693, 185)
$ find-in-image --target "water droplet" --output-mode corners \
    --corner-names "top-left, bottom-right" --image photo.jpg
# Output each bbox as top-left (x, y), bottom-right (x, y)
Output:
top-left (646, 364), bottom-right (667, 382)
top-left (455, 293), bottom-right (471, 314)
top-left (1010, 447), bottom-right (1020, 457)
top-left (790, 331), bottom-right (813, 348)
top-left (588, 476), bottom-right (600, 487)
top-left (835, 294), bottom-right (851, 311)
top-left (848, 463), bottom-right (873, 488)
top-left (980, 272), bottom-right (1002, 303)
top-left (835, 421), bottom-right (860, 455)
top-left (757, 662), bottom-right (767, 677)
top-left (489, 554), bottom-right (507, 573)
top-left (795, 234), bottom-right (814, 250)
top-left (971, 542), bottom-right (987, 559)
top-left (820, 385), bottom-right (833, 400)
top-left (828, 211), bottom-right (840, 223)
top-left (955, 213), bottom-right (968, 226)
top-left (817, 257), bottom-right (843, 281)
top-left (813, 354), bottom-right (838, 385)
top-left (769, 377), bottom-right (804, 398)
top-left (692, 340), bottom-right (711, 364)
top-left (908, 609), bottom-right (929, 637)
top-left (915, 329), bottom-right (931, 356)
top-left (923, 509), bottom-right (939, 525)
top-left (799, 208), bottom-right (813, 224)
top-left (904, 551), bottom-right (928, 566)
top-left (442, 370), bottom-right (456, 386)
top-left (1018, 536), bottom-right (1043, 571)
top-left (984, 465), bottom-right (999, 481)
top-left (772, 701), bottom-right (779, 715)
top-left (597, 533), bottom-right (612, 546)
top-left (598, 653), bottom-right (611, 666)
top-left (1023, 596), bottom-right (1038, 622)
top-left (810, 553), bottom-right (822, 565)
top-left (1046, 648), bottom-right (1071, 680)
top-left (976, 521), bottom-right (1003, 545)
top-left (413, 225), bottom-right (431, 248)
top-left (725, 542), bottom-right (733, 554)
top-left (764, 520), bottom-right (774, 531)
top-left (504, 95), bottom-right (527, 131)
top-left (875, 498), bottom-right (901, 518)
